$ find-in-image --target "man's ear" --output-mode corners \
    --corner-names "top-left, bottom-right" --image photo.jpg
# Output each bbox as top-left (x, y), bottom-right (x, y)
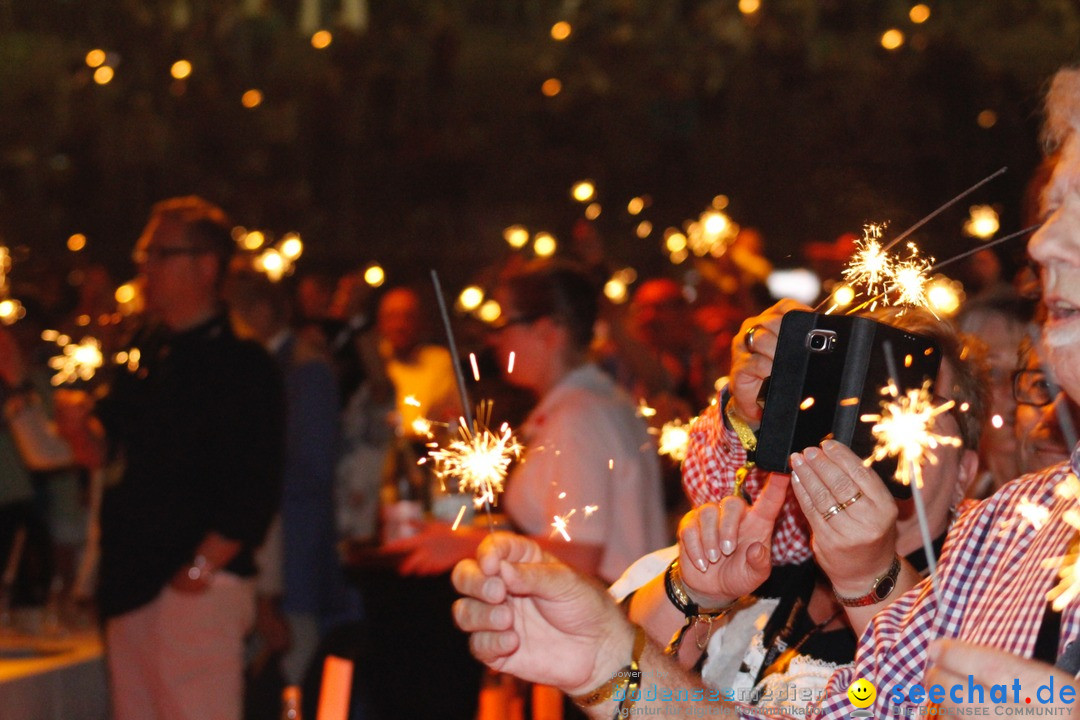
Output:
top-left (954, 448), bottom-right (980, 504)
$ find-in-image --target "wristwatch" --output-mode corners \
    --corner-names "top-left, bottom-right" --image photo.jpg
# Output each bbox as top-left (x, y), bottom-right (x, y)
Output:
top-left (834, 556), bottom-right (901, 607)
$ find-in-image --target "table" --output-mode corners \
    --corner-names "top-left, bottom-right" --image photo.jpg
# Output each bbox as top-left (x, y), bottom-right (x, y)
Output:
top-left (0, 627), bottom-right (109, 720)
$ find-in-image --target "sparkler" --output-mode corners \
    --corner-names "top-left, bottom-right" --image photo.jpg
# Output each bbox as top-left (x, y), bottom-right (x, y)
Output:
top-left (427, 411), bottom-right (523, 509)
top-left (48, 336), bottom-right (104, 385)
top-left (888, 243), bottom-right (935, 311)
top-left (841, 224), bottom-right (894, 309)
top-left (657, 417), bottom-right (696, 462)
top-left (863, 345), bottom-right (962, 594)
top-left (1044, 485), bottom-right (1080, 611)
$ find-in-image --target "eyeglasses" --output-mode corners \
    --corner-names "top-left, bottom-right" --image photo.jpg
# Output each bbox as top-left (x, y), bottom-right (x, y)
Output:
top-left (1013, 369), bottom-right (1054, 407)
top-left (132, 245), bottom-right (209, 264)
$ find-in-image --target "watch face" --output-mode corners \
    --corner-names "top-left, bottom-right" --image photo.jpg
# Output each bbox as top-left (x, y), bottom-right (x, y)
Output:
top-left (874, 577), bottom-right (896, 600)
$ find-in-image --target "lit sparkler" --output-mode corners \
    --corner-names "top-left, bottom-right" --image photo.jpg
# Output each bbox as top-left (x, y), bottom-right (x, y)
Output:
top-left (842, 224), bottom-right (894, 306)
top-left (657, 417), bottom-right (696, 462)
top-left (862, 378), bottom-right (961, 490)
top-left (888, 243), bottom-right (935, 310)
top-left (1000, 498), bottom-right (1051, 533)
top-left (1045, 485), bottom-right (1080, 611)
top-left (428, 414), bottom-right (523, 508)
top-left (48, 336), bottom-right (104, 385)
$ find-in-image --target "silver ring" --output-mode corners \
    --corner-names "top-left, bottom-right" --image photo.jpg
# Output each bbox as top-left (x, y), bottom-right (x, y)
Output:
top-left (822, 503), bottom-right (844, 522)
top-left (836, 491), bottom-right (863, 511)
top-left (745, 325), bottom-right (763, 353)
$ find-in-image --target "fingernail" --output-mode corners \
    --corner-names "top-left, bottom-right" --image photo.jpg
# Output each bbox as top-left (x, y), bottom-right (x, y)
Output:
top-left (708, 548), bottom-right (720, 562)
top-left (721, 540), bottom-right (735, 556)
top-left (804, 447), bottom-right (820, 460)
top-left (790, 453), bottom-right (804, 468)
top-left (823, 439), bottom-right (840, 451)
top-left (696, 558), bottom-right (708, 573)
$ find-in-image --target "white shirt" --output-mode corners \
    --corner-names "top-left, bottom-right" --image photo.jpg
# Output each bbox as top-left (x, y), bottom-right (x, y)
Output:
top-left (504, 364), bottom-right (666, 582)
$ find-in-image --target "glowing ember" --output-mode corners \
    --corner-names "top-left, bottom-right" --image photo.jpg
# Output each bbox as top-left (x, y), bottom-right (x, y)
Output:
top-left (411, 417), bottom-right (433, 438)
top-left (800, 397), bottom-right (815, 411)
top-left (862, 379), bottom-right (961, 489)
top-left (551, 509), bottom-right (576, 541)
top-left (507, 351), bottom-right (516, 374)
top-left (636, 399), bottom-right (657, 418)
top-left (49, 336), bottom-right (104, 385)
top-left (428, 418), bottom-right (523, 507)
top-left (470, 352), bottom-right (480, 382)
top-left (657, 418), bottom-right (695, 462)
top-left (451, 504), bottom-right (468, 531)
top-left (584, 505), bottom-right (598, 517)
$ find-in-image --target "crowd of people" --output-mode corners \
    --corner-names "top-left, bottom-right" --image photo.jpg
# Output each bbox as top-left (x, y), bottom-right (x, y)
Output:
top-left (2, 55), bottom-right (1079, 720)
top-left (450, 65), bottom-right (1080, 720)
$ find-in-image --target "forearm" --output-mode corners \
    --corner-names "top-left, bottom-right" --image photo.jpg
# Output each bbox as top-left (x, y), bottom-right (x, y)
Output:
top-left (627, 571), bottom-right (725, 669)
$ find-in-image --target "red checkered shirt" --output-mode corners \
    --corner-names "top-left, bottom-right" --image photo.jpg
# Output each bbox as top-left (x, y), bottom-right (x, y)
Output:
top-left (800, 460), bottom-right (1080, 719)
top-left (681, 402), bottom-right (813, 565)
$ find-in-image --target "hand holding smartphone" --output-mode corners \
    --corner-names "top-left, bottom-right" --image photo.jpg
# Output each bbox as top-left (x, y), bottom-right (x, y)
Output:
top-left (754, 310), bottom-right (942, 498)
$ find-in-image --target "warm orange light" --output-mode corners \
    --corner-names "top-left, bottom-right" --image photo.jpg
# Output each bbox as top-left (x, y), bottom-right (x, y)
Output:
top-left (541, 78), bottom-right (562, 97)
top-left (67, 233), bottom-right (87, 252)
top-left (170, 60), bottom-right (192, 80)
top-left (550, 22), bottom-right (572, 41)
top-left (977, 110), bottom-right (998, 129)
top-left (93, 66), bottom-right (114, 85)
top-left (571, 181), bottom-right (595, 203)
top-left (909, 4), bottom-right (930, 23)
top-left (85, 49), bottom-right (106, 68)
top-left (585, 203), bottom-right (602, 220)
top-left (241, 89), bottom-right (263, 108)
top-left (881, 29), bottom-right (905, 50)
top-left (738, 0), bottom-right (761, 14)
top-left (311, 30), bottom-right (333, 49)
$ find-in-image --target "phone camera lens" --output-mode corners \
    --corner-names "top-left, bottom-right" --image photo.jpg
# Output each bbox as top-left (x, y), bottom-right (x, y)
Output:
top-left (810, 334), bottom-right (826, 350)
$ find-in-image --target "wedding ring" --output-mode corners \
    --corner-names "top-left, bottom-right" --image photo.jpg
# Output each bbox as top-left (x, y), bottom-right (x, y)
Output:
top-left (822, 503), bottom-right (844, 522)
top-left (744, 325), bottom-right (763, 353)
top-left (837, 491), bottom-right (863, 511)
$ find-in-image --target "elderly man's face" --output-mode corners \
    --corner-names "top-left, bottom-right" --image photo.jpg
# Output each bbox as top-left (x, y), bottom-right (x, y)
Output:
top-left (1029, 155), bottom-right (1080, 405)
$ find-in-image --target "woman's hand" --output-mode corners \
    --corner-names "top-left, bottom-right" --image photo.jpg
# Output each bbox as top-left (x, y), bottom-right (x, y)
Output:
top-left (789, 439), bottom-right (898, 596)
top-left (676, 472), bottom-right (790, 607)
top-left (729, 299), bottom-right (810, 428)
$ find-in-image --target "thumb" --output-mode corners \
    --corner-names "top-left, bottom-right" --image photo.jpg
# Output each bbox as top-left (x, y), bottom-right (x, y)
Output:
top-left (500, 559), bottom-right (583, 602)
top-left (744, 541), bottom-right (771, 577)
top-left (748, 472), bottom-right (791, 528)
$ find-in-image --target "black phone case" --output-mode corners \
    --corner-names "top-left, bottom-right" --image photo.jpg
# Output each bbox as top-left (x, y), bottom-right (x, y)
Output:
top-left (755, 310), bottom-right (942, 498)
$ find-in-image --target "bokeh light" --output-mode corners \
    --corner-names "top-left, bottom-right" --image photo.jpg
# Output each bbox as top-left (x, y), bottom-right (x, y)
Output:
top-left (242, 89), bottom-right (263, 108)
top-left (364, 264), bottom-right (385, 287)
top-left (533, 232), bottom-right (557, 257)
top-left (541, 78), bottom-right (562, 97)
top-left (909, 4), bottom-right (931, 23)
top-left (170, 60), bottom-right (192, 80)
top-left (881, 29), bottom-right (905, 50)
top-left (550, 22), bottom-right (571, 41)
top-left (93, 66), bottom-right (114, 85)
top-left (67, 233), bottom-right (87, 252)
top-left (311, 30), bottom-right (333, 49)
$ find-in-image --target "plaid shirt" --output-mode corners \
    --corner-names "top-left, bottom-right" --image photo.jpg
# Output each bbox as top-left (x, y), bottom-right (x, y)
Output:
top-left (682, 402), bottom-right (813, 565)
top-left (800, 461), bottom-right (1080, 720)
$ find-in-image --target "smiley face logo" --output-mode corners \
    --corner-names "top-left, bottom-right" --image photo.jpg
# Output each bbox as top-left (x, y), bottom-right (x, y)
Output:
top-left (847, 678), bottom-right (876, 708)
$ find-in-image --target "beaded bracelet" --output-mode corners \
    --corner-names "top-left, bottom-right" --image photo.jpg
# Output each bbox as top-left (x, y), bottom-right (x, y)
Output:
top-left (663, 559), bottom-right (736, 655)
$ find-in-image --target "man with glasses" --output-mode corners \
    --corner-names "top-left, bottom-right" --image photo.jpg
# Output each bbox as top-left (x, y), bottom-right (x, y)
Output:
top-left (1014, 339), bottom-right (1077, 475)
top-left (58, 197), bottom-right (285, 720)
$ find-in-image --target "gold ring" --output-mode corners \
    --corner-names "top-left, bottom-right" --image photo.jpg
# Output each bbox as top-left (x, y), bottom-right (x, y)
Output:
top-left (744, 325), bottom-right (763, 353)
top-left (822, 504), bottom-right (843, 522)
top-left (836, 491), bottom-right (863, 511)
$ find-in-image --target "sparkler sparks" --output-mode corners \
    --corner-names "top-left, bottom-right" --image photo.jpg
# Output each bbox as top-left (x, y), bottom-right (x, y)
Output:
top-left (862, 379), bottom-right (962, 489)
top-left (657, 418), bottom-right (696, 462)
top-left (551, 509), bottom-right (576, 541)
top-left (842, 224), bottom-right (893, 304)
top-left (48, 336), bottom-right (104, 385)
top-left (888, 244), bottom-right (935, 310)
top-left (427, 414), bottom-right (523, 507)
top-left (1000, 498), bottom-right (1051, 533)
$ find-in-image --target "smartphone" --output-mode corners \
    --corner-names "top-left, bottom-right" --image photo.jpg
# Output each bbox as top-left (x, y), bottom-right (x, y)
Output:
top-left (754, 310), bottom-right (942, 498)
